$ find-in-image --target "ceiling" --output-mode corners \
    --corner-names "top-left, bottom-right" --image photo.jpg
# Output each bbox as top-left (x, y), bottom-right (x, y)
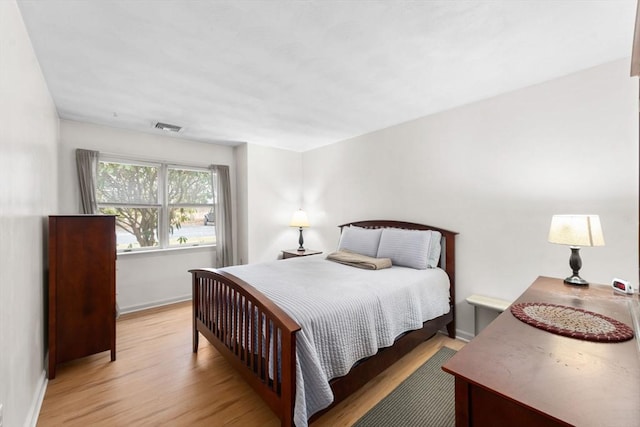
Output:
top-left (17, 1), bottom-right (637, 152)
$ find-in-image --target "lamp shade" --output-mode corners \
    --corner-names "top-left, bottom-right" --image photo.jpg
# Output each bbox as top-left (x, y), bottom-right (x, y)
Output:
top-left (289, 209), bottom-right (310, 228)
top-left (548, 215), bottom-right (605, 247)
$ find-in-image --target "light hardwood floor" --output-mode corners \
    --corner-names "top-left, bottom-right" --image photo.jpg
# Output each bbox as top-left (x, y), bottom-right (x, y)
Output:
top-left (38, 301), bottom-right (465, 426)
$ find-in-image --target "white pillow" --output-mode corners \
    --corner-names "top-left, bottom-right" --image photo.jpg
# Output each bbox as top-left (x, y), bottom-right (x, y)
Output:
top-left (337, 226), bottom-right (383, 258)
top-left (428, 231), bottom-right (442, 268)
top-left (376, 228), bottom-right (434, 270)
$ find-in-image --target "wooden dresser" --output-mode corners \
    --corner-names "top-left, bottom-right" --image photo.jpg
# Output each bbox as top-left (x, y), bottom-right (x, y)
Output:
top-left (48, 215), bottom-right (117, 379)
top-left (443, 276), bottom-right (640, 427)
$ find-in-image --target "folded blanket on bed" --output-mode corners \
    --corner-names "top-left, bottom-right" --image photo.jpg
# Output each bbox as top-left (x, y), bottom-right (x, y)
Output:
top-left (326, 249), bottom-right (392, 270)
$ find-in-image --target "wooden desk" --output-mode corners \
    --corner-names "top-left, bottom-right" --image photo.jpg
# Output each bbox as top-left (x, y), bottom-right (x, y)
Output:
top-left (442, 276), bottom-right (640, 427)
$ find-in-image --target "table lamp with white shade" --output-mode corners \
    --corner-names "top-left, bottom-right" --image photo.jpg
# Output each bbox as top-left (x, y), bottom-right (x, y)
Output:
top-left (548, 214), bottom-right (605, 286)
top-left (290, 209), bottom-right (310, 251)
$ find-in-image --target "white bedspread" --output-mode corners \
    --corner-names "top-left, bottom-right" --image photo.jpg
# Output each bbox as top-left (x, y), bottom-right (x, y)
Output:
top-left (221, 255), bottom-right (450, 426)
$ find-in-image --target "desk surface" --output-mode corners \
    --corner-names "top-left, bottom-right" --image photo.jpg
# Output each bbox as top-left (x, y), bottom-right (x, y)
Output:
top-left (443, 276), bottom-right (640, 427)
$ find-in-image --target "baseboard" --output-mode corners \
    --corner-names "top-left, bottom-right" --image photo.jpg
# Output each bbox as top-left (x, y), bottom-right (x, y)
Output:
top-left (455, 329), bottom-right (473, 342)
top-left (118, 294), bottom-right (191, 315)
top-left (25, 370), bottom-right (47, 427)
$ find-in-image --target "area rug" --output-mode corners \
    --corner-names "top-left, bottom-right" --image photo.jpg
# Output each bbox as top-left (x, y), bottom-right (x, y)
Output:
top-left (352, 346), bottom-right (456, 427)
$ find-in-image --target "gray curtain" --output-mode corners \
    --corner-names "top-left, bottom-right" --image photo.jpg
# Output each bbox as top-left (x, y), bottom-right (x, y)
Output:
top-left (76, 149), bottom-right (99, 214)
top-left (211, 165), bottom-right (233, 267)
top-left (76, 148), bottom-right (120, 316)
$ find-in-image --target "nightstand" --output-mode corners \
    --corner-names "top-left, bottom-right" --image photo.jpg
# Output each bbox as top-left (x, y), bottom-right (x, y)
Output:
top-left (282, 249), bottom-right (322, 259)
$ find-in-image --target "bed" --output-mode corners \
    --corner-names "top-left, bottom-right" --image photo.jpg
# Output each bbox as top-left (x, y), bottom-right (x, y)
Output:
top-left (190, 220), bottom-right (457, 426)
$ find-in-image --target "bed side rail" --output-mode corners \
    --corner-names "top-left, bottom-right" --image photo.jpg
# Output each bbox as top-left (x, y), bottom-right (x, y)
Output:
top-left (190, 268), bottom-right (301, 426)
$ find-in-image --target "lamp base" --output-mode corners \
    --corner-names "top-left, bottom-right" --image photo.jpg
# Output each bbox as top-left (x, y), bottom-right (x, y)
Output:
top-left (564, 275), bottom-right (588, 286)
top-left (297, 227), bottom-right (305, 252)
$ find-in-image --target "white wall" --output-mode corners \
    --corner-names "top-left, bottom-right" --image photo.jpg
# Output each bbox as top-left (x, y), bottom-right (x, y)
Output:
top-left (235, 144), bottom-right (249, 264)
top-left (240, 144), bottom-right (304, 263)
top-left (58, 120), bottom-right (237, 312)
top-left (303, 59), bottom-right (639, 340)
top-left (0, 1), bottom-right (59, 426)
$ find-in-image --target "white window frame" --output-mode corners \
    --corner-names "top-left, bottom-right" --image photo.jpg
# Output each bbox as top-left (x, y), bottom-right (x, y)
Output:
top-left (97, 155), bottom-right (215, 253)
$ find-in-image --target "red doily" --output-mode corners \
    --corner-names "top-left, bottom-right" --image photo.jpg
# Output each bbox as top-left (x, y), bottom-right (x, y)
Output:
top-left (510, 302), bottom-right (634, 343)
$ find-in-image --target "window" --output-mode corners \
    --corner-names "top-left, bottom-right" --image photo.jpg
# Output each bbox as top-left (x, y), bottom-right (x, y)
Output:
top-left (96, 158), bottom-right (215, 252)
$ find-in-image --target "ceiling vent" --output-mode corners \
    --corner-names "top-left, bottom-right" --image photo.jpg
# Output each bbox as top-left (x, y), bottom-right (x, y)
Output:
top-left (154, 122), bottom-right (182, 133)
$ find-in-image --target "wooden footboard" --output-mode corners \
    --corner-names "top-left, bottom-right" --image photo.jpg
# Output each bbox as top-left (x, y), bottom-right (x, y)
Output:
top-left (190, 268), bottom-right (301, 427)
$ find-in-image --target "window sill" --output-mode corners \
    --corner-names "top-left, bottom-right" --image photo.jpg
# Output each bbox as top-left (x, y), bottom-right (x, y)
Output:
top-left (117, 244), bottom-right (215, 257)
